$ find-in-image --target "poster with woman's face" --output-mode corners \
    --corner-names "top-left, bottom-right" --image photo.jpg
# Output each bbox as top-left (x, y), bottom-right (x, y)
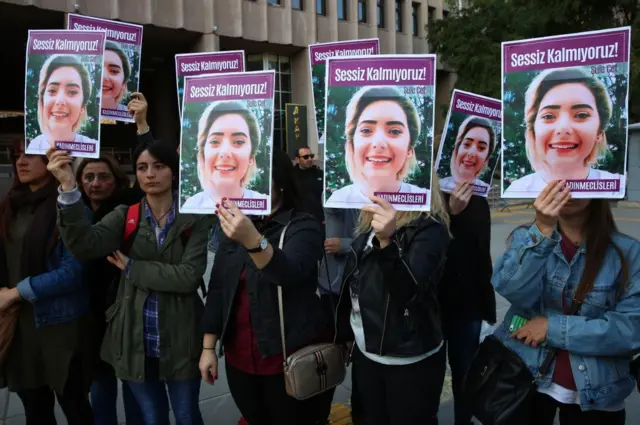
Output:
top-left (436, 90), bottom-right (502, 197)
top-left (502, 27), bottom-right (631, 199)
top-left (324, 55), bottom-right (436, 211)
top-left (175, 51), bottom-right (245, 118)
top-left (179, 71), bottom-right (274, 215)
top-left (67, 14), bottom-right (143, 123)
top-left (309, 39), bottom-right (379, 144)
top-left (24, 30), bottom-right (106, 158)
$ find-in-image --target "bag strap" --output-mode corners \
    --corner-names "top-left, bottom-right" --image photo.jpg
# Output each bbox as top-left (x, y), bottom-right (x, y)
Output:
top-left (538, 278), bottom-right (591, 377)
top-left (277, 222), bottom-right (292, 365)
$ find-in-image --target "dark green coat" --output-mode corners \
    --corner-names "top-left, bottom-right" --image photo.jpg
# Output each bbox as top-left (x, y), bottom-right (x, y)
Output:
top-left (58, 201), bottom-right (212, 382)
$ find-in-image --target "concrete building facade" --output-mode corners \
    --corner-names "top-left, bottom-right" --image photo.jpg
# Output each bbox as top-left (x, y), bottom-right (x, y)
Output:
top-left (0, 0), bottom-right (455, 167)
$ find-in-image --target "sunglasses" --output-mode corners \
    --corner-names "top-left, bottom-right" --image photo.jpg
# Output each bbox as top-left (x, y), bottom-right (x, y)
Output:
top-left (299, 154), bottom-right (314, 160)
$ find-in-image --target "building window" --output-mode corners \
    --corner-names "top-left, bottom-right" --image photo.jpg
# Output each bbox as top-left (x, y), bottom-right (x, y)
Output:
top-left (443, 10), bottom-right (449, 19)
top-left (245, 54), bottom-right (291, 151)
top-left (395, 0), bottom-right (403, 32)
top-left (377, 0), bottom-right (384, 28)
top-left (428, 6), bottom-right (436, 26)
top-left (267, 0), bottom-right (281, 5)
top-left (338, 0), bottom-right (347, 20)
top-left (358, 0), bottom-right (367, 23)
top-left (292, 0), bottom-right (302, 10)
top-left (317, 0), bottom-right (326, 15)
top-left (411, 2), bottom-right (419, 36)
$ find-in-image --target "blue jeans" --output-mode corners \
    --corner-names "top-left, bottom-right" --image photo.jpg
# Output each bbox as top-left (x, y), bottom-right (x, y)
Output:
top-left (125, 357), bottom-right (203, 425)
top-left (443, 318), bottom-right (482, 425)
top-left (92, 361), bottom-right (143, 425)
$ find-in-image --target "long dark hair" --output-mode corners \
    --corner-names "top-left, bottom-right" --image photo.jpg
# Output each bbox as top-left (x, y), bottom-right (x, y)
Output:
top-left (0, 140), bottom-right (53, 242)
top-left (507, 199), bottom-right (629, 296)
top-left (272, 148), bottom-right (304, 213)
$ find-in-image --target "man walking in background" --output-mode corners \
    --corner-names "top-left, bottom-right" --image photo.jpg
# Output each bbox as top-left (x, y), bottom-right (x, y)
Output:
top-left (293, 146), bottom-right (325, 227)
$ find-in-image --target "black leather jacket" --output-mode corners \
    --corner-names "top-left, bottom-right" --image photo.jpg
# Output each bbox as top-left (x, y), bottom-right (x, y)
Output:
top-left (202, 209), bottom-right (329, 358)
top-left (335, 215), bottom-right (450, 357)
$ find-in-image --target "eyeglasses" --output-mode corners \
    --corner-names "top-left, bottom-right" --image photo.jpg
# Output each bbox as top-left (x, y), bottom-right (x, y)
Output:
top-left (299, 154), bottom-right (314, 160)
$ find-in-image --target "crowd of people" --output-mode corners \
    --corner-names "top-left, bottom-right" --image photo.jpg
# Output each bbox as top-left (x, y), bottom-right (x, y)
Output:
top-left (0, 92), bottom-right (639, 425)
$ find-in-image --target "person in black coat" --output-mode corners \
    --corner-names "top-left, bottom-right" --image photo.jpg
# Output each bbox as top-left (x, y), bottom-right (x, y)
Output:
top-left (293, 146), bottom-right (325, 227)
top-left (437, 180), bottom-right (497, 425)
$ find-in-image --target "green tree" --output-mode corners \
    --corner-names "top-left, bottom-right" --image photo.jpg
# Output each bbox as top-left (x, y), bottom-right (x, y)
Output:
top-left (429, 0), bottom-right (640, 120)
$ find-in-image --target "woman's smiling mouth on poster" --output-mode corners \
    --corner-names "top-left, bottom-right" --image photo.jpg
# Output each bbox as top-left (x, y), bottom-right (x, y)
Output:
top-left (455, 126), bottom-right (490, 180)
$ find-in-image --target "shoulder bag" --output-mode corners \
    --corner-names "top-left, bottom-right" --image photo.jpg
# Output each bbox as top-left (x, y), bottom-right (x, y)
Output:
top-left (276, 222), bottom-right (347, 400)
top-left (463, 279), bottom-right (590, 425)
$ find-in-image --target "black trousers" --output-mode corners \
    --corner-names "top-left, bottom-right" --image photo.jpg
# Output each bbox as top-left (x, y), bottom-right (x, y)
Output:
top-left (532, 392), bottom-right (625, 425)
top-left (16, 365), bottom-right (93, 425)
top-left (352, 345), bottom-right (445, 425)
top-left (226, 362), bottom-right (335, 425)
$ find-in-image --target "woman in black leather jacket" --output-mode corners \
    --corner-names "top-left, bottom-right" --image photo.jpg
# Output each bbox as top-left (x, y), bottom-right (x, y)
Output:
top-left (199, 149), bottom-right (333, 425)
top-left (335, 185), bottom-right (451, 425)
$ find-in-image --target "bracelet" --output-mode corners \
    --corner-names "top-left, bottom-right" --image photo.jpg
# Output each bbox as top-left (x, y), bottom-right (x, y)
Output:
top-left (202, 347), bottom-right (215, 350)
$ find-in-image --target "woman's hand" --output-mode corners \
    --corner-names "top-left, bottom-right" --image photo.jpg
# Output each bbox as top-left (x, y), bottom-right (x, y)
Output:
top-left (449, 180), bottom-right (473, 215)
top-left (217, 199), bottom-right (262, 249)
top-left (46, 148), bottom-right (75, 191)
top-left (363, 196), bottom-right (397, 248)
top-left (533, 180), bottom-right (571, 236)
top-left (199, 349), bottom-right (219, 385)
top-left (511, 316), bottom-right (548, 348)
top-left (128, 92), bottom-right (149, 132)
top-left (324, 238), bottom-right (342, 255)
top-left (107, 250), bottom-right (130, 271)
top-left (0, 288), bottom-right (20, 311)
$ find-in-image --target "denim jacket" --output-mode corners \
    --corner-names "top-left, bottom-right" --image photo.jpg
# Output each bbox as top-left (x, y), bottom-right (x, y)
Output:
top-left (15, 239), bottom-right (88, 328)
top-left (492, 223), bottom-right (640, 411)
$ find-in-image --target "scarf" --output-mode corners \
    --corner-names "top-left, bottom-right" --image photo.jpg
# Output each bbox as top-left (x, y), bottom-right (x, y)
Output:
top-left (8, 179), bottom-right (59, 280)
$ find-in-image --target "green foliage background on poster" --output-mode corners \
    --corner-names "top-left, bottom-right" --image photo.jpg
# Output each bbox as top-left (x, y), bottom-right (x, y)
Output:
top-left (25, 53), bottom-right (102, 141)
top-left (324, 85), bottom-right (434, 202)
top-left (117, 43), bottom-right (141, 106)
top-left (179, 100), bottom-right (273, 202)
top-left (502, 67), bottom-right (628, 188)
top-left (436, 110), bottom-right (501, 184)
top-left (311, 63), bottom-right (326, 137)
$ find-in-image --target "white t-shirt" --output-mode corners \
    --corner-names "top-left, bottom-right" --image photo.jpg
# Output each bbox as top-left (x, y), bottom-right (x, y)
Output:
top-left (26, 133), bottom-right (98, 155)
top-left (504, 169), bottom-right (625, 198)
top-left (326, 182), bottom-right (429, 211)
top-left (180, 189), bottom-right (267, 213)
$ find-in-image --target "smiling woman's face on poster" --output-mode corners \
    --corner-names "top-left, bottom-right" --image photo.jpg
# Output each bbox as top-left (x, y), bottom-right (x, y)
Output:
top-left (102, 41), bottom-right (131, 110)
top-left (198, 104), bottom-right (258, 197)
top-left (451, 117), bottom-right (494, 182)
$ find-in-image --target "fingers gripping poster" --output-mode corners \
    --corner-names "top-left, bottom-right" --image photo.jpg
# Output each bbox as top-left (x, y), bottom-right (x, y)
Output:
top-left (323, 55), bottom-right (436, 211)
top-left (501, 27), bottom-right (631, 199)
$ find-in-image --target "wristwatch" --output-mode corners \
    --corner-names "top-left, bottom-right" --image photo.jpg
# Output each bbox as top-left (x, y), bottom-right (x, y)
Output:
top-left (247, 235), bottom-right (268, 253)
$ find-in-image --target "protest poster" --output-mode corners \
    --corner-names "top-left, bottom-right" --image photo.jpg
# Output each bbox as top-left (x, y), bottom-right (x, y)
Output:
top-left (179, 71), bottom-right (274, 215)
top-left (309, 39), bottom-right (379, 144)
top-left (436, 89), bottom-right (502, 197)
top-left (175, 51), bottom-right (245, 116)
top-left (324, 54), bottom-right (436, 211)
top-left (67, 14), bottom-right (143, 123)
top-left (25, 30), bottom-right (106, 158)
top-left (502, 27), bottom-right (631, 199)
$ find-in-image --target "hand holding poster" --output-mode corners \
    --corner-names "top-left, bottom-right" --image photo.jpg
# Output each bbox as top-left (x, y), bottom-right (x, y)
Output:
top-left (502, 27), bottom-right (631, 199)
top-left (179, 71), bottom-right (274, 215)
top-left (67, 14), bottom-right (143, 123)
top-left (175, 51), bottom-right (245, 116)
top-left (324, 55), bottom-right (436, 211)
top-left (436, 90), bottom-right (502, 197)
top-left (25, 30), bottom-right (106, 158)
top-left (309, 39), bottom-right (379, 143)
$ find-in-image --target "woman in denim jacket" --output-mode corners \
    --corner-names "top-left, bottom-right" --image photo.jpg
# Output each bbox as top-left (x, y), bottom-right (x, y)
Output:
top-left (492, 180), bottom-right (640, 425)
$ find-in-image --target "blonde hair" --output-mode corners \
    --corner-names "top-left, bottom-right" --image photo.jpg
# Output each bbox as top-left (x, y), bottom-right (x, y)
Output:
top-left (355, 168), bottom-right (450, 235)
top-left (524, 68), bottom-right (612, 173)
top-left (196, 100), bottom-right (260, 187)
top-left (37, 54), bottom-right (92, 135)
top-left (450, 115), bottom-right (495, 180)
top-left (344, 86), bottom-right (420, 185)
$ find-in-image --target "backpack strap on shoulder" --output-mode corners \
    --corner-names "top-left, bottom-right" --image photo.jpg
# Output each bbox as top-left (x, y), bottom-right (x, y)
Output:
top-left (122, 203), bottom-right (142, 254)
